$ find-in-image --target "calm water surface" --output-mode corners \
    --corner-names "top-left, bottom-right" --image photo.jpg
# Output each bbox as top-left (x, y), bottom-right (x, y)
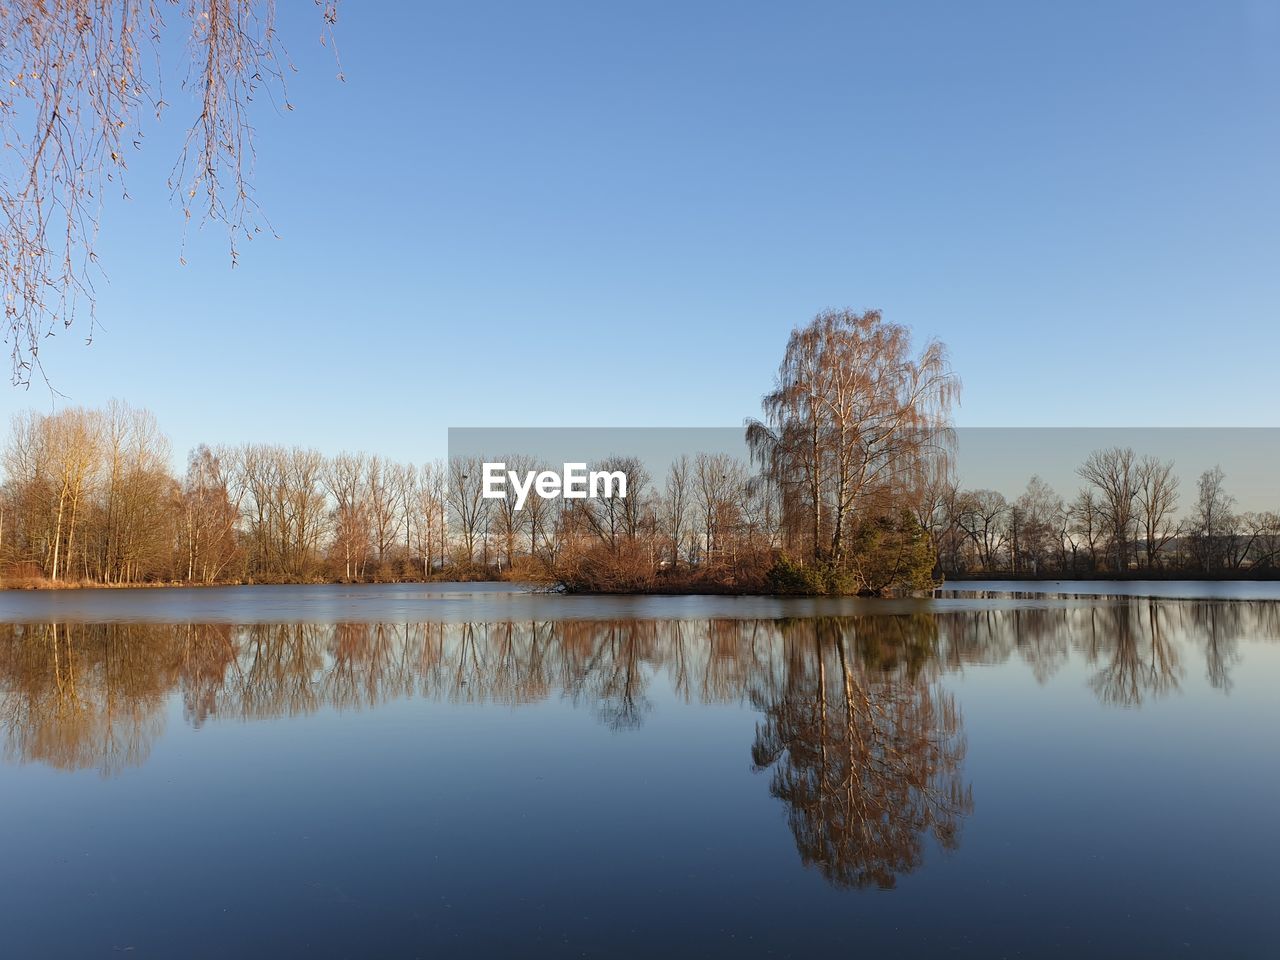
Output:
top-left (1, 582), bottom-right (1277, 958)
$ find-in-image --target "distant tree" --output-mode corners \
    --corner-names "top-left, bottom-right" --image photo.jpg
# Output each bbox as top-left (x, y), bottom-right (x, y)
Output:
top-left (1236, 511), bottom-right (1280, 571)
top-left (489, 454), bottom-right (532, 571)
top-left (2, 407), bottom-right (103, 580)
top-left (1134, 456), bottom-right (1179, 570)
top-left (614, 456), bottom-right (654, 544)
top-left (326, 452), bottom-right (370, 581)
top-left (910, 459), bottom-right (961, 576)
top-left (956, 489), bottom-right (1009, 573)
top-left (411, 460), bottom-right (448, 576)
top-left (180, 445), bottom-right (242, 583)
top-left (693, 453), bottom-right (745, 567)
top-left (446, 457), bottom-right (489, 565)
top-left (1077, 447), bottom-right (1138, 572)
top-left (519, 464), bottom-right (555, 565)
top-left (365, 456), bottom-right (399, 571)
top-left (231, 444), bottom-right (326, 580)
top-left (94, 402), bottom-right (173, 582)
top-left (1013, 475), bottom-right (1064, 575)
top-left (575, 455), bottom-right (651, 551)
top-left (1067, 489), bottom-right (1104, 572)
top-left (394, 462), bottom-right (419, 568)
top-left (1187, 466), bottom-right (1236, 573)
top-left (662, 455), bottom-right (692, 567)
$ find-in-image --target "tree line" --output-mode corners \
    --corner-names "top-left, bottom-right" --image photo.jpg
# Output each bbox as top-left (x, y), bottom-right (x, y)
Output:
top-left (3, 310), bottom-right (1273, 590)
top-left (920, 454), bottom-right (1280, 578)
top-left (0, 401), bottom-right (448, 585)
top-left (0, 309), bottom-right (954, 591)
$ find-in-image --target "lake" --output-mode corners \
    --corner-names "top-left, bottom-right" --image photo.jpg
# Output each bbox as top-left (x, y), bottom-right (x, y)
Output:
top-left (1, 582), bottom-right (1277, 958)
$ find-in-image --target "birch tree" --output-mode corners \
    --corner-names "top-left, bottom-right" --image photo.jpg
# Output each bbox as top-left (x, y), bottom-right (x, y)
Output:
top-left (747, 309), bottom-right (958, 571)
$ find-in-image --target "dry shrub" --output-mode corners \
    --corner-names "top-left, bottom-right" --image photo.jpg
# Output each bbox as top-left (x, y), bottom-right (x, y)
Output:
top-left (557, 539), bottom-right (658, 593)
top-left (502, 555), bottom-right (556, 585)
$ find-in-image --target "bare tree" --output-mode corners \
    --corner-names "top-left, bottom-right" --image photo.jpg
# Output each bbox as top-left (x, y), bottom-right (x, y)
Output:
top-left (1236, 511), bottom-right (1280, 571)
top-left (94, 401), bottom-right (172, 582)
top-left (1013, 476), bottom-right (1064, 575)
top-left (1077, 447), bottom-right (1138, 572)
top-left (326, 452), bottom-right (369, 581)
top-left (693, 453), bottom-right (743, 566)
top-left (910, 458), bottom-right (960, 576)
top-left (232, 444), bottom-right (326, 580)
top-left (1188, 466), bottom-right (1236, 573)
top-left (412, 460), bottom-right (447, 577)
top-left (956, 489), bottom-right (1008, 573)
top-left (446, 457), bottom-right (489, 565)
top-left (1134, 455), bottom-right (1179, 570)
top-left (747, 309), bottom-right (959, 573)
top-left (490, 454), bottom-right (531, 570)
top-left (394, 461), bottom-right (419, 570)
top-left (573, 455), bottom-right (651, 552)
top-left (1067, 490), bottom-right (1104, 572)
top-left (179, 444), bottom-right (241, 582)
top-left (518, 464), bottom-right (557, 567)
top-left (0, 1), bottom-right (341, 383)
top-left (662, 455), bottom-right (692, 567)
top-left (2, 408), bottom-right (102, 579)
top-left (365, 456), bottom-right (399, 570)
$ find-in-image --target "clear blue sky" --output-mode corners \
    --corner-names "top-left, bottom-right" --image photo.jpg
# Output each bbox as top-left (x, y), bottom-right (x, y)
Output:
top-left (5, 1), bottom-right (1278, 465)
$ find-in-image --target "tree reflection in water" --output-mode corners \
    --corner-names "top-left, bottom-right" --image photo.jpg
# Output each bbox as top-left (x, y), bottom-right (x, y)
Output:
top-left (0, 622), bottom-right (184, 775)
top-left (750, 616), bottom-right (971, 889)
top-left (1, 600), bottom-right (1275, 886)
top-left (1083, 601), bottom-right (1183, 707)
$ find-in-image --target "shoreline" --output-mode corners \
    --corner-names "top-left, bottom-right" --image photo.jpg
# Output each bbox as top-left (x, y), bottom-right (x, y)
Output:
top-left (942, 571), bottom-right (1280, 583)
top-left (4, 573), bottom-right (1279, 595)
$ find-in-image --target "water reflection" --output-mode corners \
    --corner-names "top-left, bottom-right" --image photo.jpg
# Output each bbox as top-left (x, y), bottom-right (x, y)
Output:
top-left (2, 600), bottom-right (1276, 889)
top-left (751, 618), bottom-right (970, 889)
top-left (935, 600), bottom-right (1268, 703)
top-left (0, 622), bottom-right (179, 775)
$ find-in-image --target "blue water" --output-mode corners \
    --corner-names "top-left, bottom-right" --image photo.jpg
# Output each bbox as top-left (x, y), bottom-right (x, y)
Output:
top-left (0, 583), bottom-right (1275, 958)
